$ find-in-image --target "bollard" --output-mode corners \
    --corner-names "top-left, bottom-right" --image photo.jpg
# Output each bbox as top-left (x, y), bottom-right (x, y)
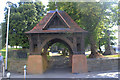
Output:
top-left (6, 72), bottom-right (11, 80)
top-left (24, 65), bottom-right (27, 80)
top-left (2, 62), bottom-right (5, 78)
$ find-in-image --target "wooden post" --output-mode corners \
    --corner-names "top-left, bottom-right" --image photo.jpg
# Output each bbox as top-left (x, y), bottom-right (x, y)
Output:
top-left (80, 33), bottom-right (85, 54)
top-left (29, 34), bottom-right (34, 54)
top-left (37, 34), bottom-right (42, 54)
top-left (73, 36), bottom-right (77, 54)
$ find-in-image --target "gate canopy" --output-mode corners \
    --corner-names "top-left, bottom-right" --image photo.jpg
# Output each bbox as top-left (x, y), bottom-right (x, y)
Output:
top-left (26, 10), bottom-right (88, 74)
top-left (25, 10), bottom-right (87, 55)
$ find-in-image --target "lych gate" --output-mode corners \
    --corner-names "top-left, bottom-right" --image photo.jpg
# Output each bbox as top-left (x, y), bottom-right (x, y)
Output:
top-left (25, 10), bottom-right (88, 74)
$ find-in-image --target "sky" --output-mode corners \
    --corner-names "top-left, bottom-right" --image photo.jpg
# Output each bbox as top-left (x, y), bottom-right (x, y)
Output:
top-left (0, 0), bottom-right (48, 24)
top-left (0, 0), bottom-right (118, 47)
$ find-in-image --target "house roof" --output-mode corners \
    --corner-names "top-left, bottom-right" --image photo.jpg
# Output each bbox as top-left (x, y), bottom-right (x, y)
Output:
top-left (25, 10), bottom-right (87, 34)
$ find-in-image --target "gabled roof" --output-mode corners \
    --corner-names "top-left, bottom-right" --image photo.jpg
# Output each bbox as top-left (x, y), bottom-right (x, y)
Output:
top-left (43, 11), bottom-right (71, 29)
top-left (25, 10), bottom-right (87, 34)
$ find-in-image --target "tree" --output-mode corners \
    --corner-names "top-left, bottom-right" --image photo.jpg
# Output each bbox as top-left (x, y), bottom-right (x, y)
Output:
top-left (47, 2), bottom-right (116, 58)
top-left (118, 1), bottom-right (120, 51)
top-left (2, 1), bottom-right (45, 48)
top-left (0, 24), bottom-right (2, 50)
top-left (97, 3), bottom-right (118, 54)
top-left (1, 22), bottom-right (6, 48)
top-left (118, 2), bottom-right (120, 35)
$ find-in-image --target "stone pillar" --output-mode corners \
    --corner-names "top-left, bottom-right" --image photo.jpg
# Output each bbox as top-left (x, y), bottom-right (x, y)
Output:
top-left (72, 54), bottom-right (88, 73)
top-left (27, 55), bottom-right (48, 74)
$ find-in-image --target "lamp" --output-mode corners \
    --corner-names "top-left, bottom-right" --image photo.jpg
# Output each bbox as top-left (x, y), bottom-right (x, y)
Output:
top-left (5, 1), bottom-right (13, 71)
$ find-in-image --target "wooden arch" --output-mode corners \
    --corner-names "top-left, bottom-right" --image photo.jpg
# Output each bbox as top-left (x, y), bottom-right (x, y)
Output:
top-left (42, 38), bottom-right (73, 54)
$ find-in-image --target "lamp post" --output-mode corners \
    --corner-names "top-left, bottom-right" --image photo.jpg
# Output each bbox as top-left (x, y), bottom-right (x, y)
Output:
top-left (5, 1), bottom-right (13, 71)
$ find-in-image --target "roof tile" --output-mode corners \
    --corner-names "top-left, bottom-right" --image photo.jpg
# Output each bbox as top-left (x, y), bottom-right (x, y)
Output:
top-left (25, 11), bottom-right (87, 34)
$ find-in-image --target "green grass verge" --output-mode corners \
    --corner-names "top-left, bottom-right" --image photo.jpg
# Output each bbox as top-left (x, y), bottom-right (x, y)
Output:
top-left (86, 54), bottom-right (120, 58)
top-left (104, 54), bottom-right (120, 58)
top-left (0, 47), bottom-right (23, 59)
top-left (0, 47), bottom-right (22, 51)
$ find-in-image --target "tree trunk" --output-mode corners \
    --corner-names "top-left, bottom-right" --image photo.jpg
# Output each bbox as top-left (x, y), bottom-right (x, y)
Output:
top-left (104, 33), bottom-right (112, 55)
top-left (98, 40), bottom-right (102, 53)
top-left (90, 35), bottom-right (97, 54)
top-left (104, 44), bottom-right (112, 55)
top-left (88, 34), bottom-right (104, 58)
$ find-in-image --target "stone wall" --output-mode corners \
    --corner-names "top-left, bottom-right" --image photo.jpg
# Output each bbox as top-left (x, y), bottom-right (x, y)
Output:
top-left (8, 49), bottom-right (29, 58)
top-left (8, 58), bottom-right (27, 73)
top-left (87, 58), bottom-right (119, 72)
top-left (7, 57), bottom-right (119, 73)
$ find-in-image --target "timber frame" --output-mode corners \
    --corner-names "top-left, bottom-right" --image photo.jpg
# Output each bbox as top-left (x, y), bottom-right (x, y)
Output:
top-left (25, 10), bottom-right (88, 74)
top-left (26, 10), bottom-right (87, 55)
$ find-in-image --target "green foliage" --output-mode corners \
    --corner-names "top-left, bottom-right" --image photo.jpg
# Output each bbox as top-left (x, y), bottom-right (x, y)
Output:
top-left (97, 3), bottom-right (118, 49)
top-left (0, 24), bottom-right (2, 50)
top-left (1, 22), bottom-right (6, 48)
top-left (47, 2), bottom-right (117, 54)
top-left (118, 2), bottom-right (120, 25)
top-left (52, 42), bottom-right (69, 50)
top-left (2, 2), bottom-right (45, 48)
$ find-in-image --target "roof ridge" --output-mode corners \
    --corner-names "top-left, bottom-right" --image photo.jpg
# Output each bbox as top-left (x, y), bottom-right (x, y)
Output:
top-left (57, 11), bottom-right (71, 28)
top-left (42, 11), bottom-right (56, 30)
top-left (42, 11), bottom-right (71, 30)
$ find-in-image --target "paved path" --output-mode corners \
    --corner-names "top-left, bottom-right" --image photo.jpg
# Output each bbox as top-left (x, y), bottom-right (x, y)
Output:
top-left (0, 72), bottom-right (2, 80)
top-left (5, 68), bottom-right (119, 78)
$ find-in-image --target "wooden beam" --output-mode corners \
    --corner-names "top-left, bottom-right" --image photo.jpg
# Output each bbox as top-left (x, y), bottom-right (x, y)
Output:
top-left (37, 34), bottom-right (42, 54)
top-left (73, 36), bottom-right (77, 54)
top-left (29, 34), bottom-right (34, 54)
top-left (80, 33), bottom-right (85, 54)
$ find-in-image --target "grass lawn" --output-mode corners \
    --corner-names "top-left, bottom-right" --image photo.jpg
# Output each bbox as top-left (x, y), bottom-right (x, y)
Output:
top-left (86, 54), bottom-right (120, 58)
top-left (104, 54), bottom-right (120, 58)
top-left (0, 47), bottom-right (22, 51)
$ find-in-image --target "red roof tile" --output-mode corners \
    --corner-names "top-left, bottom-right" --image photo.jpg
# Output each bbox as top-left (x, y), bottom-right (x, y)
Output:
top-left (25, 10), bottom-right (87, 34)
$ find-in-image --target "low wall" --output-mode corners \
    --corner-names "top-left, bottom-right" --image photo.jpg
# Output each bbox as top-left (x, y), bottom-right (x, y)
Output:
top-left (7, 57), bottom-right (119, 73)
top-left (8, 58), bottom-right (27, 73)
top-left (87, 58), bottom-right (119, 72)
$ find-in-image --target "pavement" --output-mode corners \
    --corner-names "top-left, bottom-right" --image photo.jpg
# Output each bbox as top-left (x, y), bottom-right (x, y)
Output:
top-left (0, 68), bottom-right (119, 79)
top-left (0, 72), bottom-right (2, 80)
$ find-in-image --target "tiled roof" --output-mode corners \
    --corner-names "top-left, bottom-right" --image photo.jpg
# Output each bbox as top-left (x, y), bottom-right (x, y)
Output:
top-left (25, 10), bottom-right (87, 34)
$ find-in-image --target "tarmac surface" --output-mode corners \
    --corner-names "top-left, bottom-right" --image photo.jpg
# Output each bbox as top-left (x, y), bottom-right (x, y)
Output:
top-left (0, 67), bottom-right (119, 79)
